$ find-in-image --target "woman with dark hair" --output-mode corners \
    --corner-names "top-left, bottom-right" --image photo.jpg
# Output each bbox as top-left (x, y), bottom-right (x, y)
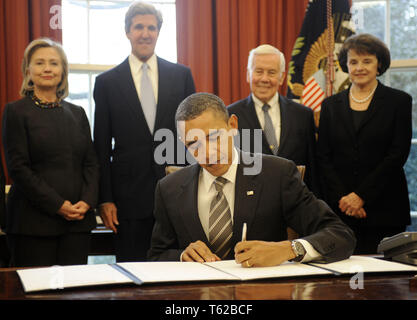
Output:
top-left (2, 38), bottom-right (99, 267)
top-left (317, 33), bottom-right (412, 254)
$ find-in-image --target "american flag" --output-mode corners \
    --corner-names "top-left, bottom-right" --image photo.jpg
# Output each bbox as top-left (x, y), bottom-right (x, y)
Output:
top-left (287, 0), bottom-right (354, 116)
top-left (302, 76), bottom-right (325, 112)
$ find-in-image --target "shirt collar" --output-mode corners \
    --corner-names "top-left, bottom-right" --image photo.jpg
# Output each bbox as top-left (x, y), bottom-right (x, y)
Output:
top-left (200, 147), bottom-right (239, 193)
top-left (129, 53), bottom-right (158, 74)
top-left (252, 92), bottom-right (279, 110)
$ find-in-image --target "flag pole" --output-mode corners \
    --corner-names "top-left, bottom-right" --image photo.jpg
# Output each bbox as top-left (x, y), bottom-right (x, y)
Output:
top-left (326, 0), bottom-right (335, 97)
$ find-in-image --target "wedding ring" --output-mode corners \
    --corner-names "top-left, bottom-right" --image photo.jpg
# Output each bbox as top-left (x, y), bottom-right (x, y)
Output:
top-left (246, 261), bottom-right (251, 267)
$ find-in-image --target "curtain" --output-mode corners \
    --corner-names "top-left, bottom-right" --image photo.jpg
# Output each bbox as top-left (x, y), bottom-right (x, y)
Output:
top-left (0, 0), bottom-right (62, 183)
top-left (176, 0), bottom-right (309, 105)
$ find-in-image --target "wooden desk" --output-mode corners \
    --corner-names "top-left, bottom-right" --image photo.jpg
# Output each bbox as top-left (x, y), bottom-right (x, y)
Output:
top-left (1, 267), bottom-right (416, 300)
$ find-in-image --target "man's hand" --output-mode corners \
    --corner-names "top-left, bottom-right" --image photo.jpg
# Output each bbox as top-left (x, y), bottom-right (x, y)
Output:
top-left (99, 202), bottom-right (119, 233)
top-left (57, 200), bottom-right (85, 221)
top-left (181, 240), bottom-right (221, 263)
top-left (339, 192), bottom-right (367, 219)
top-left (234, 240), bottom-right (296, 268)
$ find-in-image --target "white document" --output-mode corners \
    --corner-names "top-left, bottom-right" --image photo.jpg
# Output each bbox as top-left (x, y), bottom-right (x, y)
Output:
top-left (16, 260), bottom-right (330, 293)
top-left (310, 256), bottom-right (417, 274)
top-left (118, 261), bottom-right (237, 282)
top-left (16, 264), bottom-right (132, 293)
top-left (16, 256), bottom-right (417, 293)
top-left (203, 260), bottom-right (332, 280)
top-left (119, 260), bottom-right (331, 283)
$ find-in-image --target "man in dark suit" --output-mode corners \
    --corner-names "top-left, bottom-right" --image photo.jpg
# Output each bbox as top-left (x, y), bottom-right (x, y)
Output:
top-left (228, 44), bottom-right (320, 197)
top-left (148, 93), bottom-right (355, 267)
top-left (93, 1), bottom-right (195, 262)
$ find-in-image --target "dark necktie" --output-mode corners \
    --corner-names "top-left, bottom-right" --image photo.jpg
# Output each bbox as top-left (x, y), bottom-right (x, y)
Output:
top-left (209, 177), bottom-right (233, 259)
top-left (262, 104), bottom-right (278, 155)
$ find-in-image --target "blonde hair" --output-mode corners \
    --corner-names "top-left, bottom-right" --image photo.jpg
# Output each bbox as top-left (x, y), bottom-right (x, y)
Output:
top-left (247, 44), bottom-right (286, 76)
top-left (20, 38), bottom-right (69, 99)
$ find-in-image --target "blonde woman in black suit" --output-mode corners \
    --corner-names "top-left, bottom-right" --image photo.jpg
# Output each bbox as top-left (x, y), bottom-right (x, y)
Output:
top-left (317, 34), bottom-right (412, 254)
top-left (2, 38), bottom-right (99, 267)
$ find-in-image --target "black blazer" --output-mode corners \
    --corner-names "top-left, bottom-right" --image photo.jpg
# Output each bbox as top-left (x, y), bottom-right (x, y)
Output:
top-left (2, 97), bottom-right (99, 236)
top-left (93, 57), bottom-right (195, 219)
top-left (317, 81), bottom-right (412, 227)
top-left (148, 152), bottom-right (355, 263)
top-left (227, 95), bottom-right (320, 197)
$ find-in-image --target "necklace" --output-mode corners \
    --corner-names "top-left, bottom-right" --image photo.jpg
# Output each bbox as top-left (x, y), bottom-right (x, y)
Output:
top-left (350, 84), bottom-right (377, 104)
top-left (31, 94), bottom-right (61, 109)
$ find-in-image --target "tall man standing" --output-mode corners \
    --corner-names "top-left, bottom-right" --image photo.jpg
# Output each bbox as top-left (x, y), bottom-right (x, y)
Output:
top-left (93, 1), bottom-right (195, 262)
top-left (228, 44), bottom-right (320, 197)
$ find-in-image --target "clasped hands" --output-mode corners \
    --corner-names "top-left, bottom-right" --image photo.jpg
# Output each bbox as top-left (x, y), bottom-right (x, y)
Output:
top-left (57, 200), bottom-right (90, 221)
top-left (339, 192), bottom-right (366, 219)
top-left (181, 240), bottom-right (296, 268)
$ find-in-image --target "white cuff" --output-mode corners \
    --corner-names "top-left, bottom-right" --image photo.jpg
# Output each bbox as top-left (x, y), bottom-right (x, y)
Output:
top-left (297, 239), bottom-right (322, 263)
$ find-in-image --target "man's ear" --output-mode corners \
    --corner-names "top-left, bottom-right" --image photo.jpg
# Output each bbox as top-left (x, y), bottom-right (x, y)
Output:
top-left (278, 72), bottom-right (286, 86)
top-left (246, 69), bottom-right (251, 84)
top-left (228, 114), bottom-right (238, 131)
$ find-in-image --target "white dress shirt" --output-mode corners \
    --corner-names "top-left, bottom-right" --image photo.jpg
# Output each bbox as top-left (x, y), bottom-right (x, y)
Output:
top-left (128, 53), bottom-right (159, 104)
top-left (252, 92), bottom-right (281, 148)
top-left (197, 148), bottom-right (239, 239)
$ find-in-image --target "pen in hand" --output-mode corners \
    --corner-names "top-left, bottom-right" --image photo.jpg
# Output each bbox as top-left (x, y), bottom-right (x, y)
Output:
top-left (237, 222), bottom-right (252, 267)
top-left (242, 222), bottom-right (247, 242)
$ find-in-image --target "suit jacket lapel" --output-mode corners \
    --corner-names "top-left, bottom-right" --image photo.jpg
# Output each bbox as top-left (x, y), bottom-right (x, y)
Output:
top-left (240, 96), bottom-right (262, 129)
top-left (278, 94), bottom-right (290, 153)
top-left (116, 58), bottom-right (152, 136)
top-left (338, 89), bottom-right (356, 142)
top-left (232, 155), bottom-right (262, 245)
top-left (239, 96), bottom-right (273, 155)
top-left (154, 57), bottom-right (172, 131)
top-left (356, 81), bottom-right (385, 133)
top-left (178, 165), bottom-right (209, 244)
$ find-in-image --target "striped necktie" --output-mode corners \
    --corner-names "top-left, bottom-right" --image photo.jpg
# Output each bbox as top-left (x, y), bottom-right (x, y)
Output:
top-left (209, 177), bottom-right (233, 259)
top-left (140, 63), bottom-right (156, 134)
top-left (262, 104), bottom-right (278, 155)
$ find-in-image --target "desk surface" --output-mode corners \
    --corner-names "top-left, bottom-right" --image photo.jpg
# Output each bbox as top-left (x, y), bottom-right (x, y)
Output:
top-left (1, 267), bottom-right (417, 300)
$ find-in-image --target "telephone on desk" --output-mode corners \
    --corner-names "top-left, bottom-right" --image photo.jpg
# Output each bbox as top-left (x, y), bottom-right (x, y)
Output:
top-left (377, 232), bottom-right (417, 266)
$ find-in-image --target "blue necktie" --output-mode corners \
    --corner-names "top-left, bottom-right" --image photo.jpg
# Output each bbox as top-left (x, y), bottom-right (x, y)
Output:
top-left (262, 104), bottom-right (278, 155)
top-left (140, 63), bottom-right (156, 133)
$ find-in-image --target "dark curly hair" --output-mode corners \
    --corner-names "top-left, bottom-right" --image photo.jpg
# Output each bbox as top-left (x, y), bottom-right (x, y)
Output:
top-left (338, 33), bottom-right (391, 75)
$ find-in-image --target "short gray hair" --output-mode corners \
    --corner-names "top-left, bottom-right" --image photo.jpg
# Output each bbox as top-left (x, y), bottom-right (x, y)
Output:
top-left (176, 93), bottom-right (229, 123)
top-left (247, 44), bottom-right (286, 75)
top-left (125, 1), bottom-right (163, 33)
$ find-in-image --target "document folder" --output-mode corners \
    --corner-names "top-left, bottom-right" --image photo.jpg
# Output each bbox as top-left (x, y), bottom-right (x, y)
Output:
top-left (16, 256), bottom-right (417, 293)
